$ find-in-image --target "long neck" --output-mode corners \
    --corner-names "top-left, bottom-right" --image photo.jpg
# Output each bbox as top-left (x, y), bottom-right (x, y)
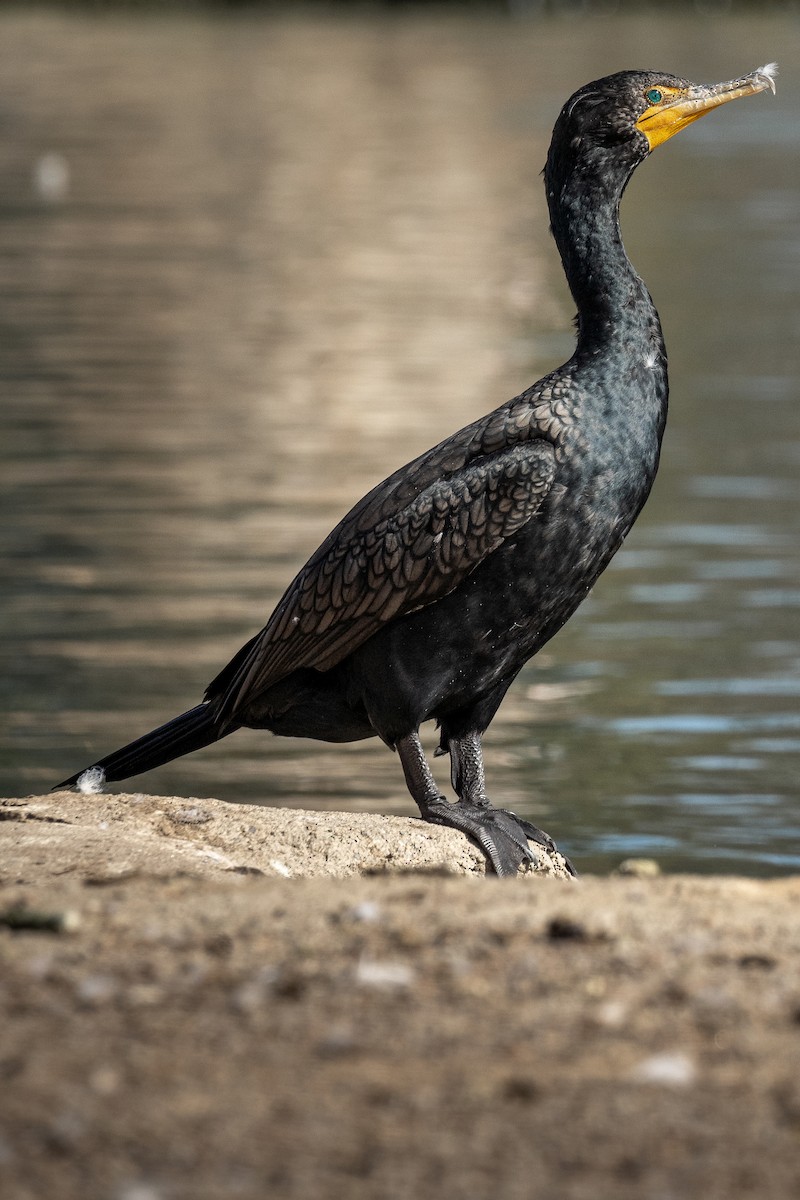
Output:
top-left (547, 162), bottom-right (661, 362)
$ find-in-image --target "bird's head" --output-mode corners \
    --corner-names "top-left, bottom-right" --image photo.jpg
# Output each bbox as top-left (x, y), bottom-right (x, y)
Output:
top-left (546, 64), bottom-right (777, 201)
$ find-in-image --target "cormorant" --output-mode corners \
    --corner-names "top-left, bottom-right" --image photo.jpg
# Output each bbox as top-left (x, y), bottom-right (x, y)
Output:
top-left (56, 66), bottom-right (776, 876)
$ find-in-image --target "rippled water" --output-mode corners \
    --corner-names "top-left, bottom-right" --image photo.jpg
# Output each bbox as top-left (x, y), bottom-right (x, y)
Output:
top-left (1, 9), bottom-right (798, 874)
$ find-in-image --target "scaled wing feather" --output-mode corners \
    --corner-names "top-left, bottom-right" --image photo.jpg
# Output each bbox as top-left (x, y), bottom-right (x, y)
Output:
top-left (212, 418), bottom-right (556, 722)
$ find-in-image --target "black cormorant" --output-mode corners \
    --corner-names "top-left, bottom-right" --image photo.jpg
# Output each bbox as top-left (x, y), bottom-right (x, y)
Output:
top-left (56, 66), bottom-right (776, 875)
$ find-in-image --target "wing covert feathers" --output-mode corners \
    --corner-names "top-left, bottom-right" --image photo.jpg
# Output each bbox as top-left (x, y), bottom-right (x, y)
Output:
top-left (214, 422), bottom-right (557, 721)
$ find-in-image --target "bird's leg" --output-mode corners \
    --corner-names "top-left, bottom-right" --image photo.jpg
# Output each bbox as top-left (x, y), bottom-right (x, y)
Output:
top-left (448, 730), bottom-right (490, 808)
top-left (396, 730), bottom-right (444, 812)
top-left (447, 730), bottom-right (573, 876)
top-left (396, 730), bottom-right (564, 878)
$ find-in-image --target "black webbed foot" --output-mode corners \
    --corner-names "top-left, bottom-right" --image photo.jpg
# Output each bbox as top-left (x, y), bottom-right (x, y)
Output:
top-left (420, 796), bottom-right (575, 878)
top-left (396, 731), bottom-right (575, 878)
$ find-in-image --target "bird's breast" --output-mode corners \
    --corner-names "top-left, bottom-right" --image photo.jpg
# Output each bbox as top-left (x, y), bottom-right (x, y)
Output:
top-left (494, 359), bottom-right (667, 629)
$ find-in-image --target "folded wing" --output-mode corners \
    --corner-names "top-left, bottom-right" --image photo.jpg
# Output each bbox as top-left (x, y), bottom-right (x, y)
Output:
top-left (211, 418), bottom-right (557, 724)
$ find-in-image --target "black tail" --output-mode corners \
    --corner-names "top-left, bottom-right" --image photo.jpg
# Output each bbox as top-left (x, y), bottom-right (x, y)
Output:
top-left (54, 703), bottom-right (227, 790)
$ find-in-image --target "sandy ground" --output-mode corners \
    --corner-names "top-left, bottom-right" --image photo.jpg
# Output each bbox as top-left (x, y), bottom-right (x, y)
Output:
top-left (2, 792), bottom-right (800, 1200)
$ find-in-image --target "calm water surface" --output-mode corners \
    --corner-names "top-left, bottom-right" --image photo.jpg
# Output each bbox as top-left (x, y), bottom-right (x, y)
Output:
top-left (1, 10), bottom-right (799, 874)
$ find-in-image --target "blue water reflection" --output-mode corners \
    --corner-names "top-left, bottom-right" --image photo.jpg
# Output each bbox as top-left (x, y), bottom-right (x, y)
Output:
top-left (0, 8), bottom-right (798, 875)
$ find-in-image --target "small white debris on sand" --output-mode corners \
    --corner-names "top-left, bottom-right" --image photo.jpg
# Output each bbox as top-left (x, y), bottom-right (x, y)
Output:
top-left (631, 1051), bottom-right (697, 1087)
top-left (355, 958), bottom-right (415, 990)
top-left (33, 152), bottom-right (70, 201)
top-left (348, 901), bottom-right (382, 923)
top-left (76, 767), bottom-right (106, 795)
top-left (115, 1184), bottom-right (165, 1200)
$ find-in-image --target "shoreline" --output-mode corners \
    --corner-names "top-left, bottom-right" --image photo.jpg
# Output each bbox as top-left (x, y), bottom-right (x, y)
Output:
top-left (2, 793), bottom-right (799, 1199)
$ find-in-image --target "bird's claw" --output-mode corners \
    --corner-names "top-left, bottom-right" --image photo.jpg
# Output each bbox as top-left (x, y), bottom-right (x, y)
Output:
top-left (421, 796), bottom-right (575, 878)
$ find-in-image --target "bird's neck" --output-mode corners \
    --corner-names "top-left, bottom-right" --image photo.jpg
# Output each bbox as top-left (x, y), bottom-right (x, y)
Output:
top-left (548, 169), bottom-right (660, 362)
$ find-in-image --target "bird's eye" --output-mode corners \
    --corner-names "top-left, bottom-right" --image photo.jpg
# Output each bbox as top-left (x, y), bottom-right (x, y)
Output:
top-left (646, 88), bottom-right (663, 105)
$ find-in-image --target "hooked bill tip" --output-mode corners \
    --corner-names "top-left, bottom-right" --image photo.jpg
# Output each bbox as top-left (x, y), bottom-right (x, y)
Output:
top-left (755, 62), bottom-right (778, 94)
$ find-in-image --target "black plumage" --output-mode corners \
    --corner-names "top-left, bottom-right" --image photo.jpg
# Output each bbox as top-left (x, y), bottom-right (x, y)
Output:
top-left (56, 66), bottom-right (776, 875)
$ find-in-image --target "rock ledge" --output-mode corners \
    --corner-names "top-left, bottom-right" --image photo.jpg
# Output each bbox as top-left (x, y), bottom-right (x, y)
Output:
top-left (2, 791), bottom-right (573, 882)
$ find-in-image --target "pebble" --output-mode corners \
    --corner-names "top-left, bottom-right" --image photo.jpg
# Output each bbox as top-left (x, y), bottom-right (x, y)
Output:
top-left (631, 1051), bottom-right (697, 1087)
top-left (355, 958), bottom-right (415, 990)
top-left (617, 858), bottom-right (662, 878)
top-left (115, 1184), bottom-right (164, 1200)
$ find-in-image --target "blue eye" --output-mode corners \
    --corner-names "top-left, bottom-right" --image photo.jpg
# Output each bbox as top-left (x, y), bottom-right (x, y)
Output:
top-left (646, 88), bottom-right (663, 104)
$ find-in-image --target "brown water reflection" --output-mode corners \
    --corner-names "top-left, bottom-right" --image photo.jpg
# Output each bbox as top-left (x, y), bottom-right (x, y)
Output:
top-left (2, 10), bottom-right (799, 873)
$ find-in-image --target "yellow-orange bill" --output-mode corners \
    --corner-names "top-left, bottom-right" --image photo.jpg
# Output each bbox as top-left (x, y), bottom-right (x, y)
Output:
top-left (636, 63), bottom-right (777, 151)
